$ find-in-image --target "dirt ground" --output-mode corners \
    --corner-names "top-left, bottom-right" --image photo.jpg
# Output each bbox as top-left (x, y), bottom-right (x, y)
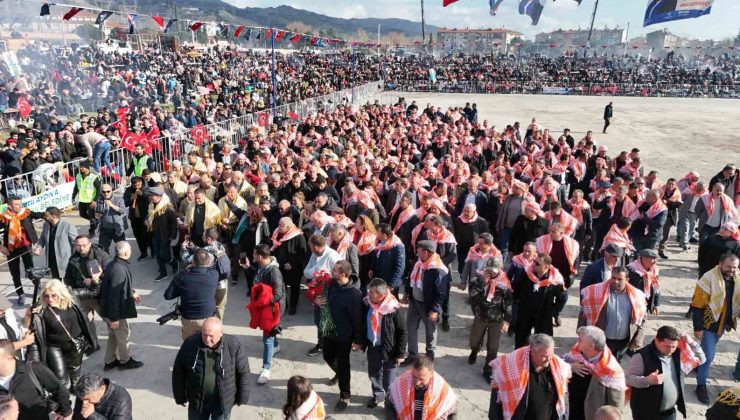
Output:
top-left (1, 93), bottom-right (739, 419)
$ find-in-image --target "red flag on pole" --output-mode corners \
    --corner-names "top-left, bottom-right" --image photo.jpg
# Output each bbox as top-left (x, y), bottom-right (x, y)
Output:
top-left (190, 22), bottom-right (203, 31)
top-left (152, 16), bottom-right (164, 27)
top-left (16, 97), bottom-right (32, 119)
top-left (190, 124), bottom-right (209, 147)
top-left (274, 31), bottom-right (285, 42)
top-left (265, 29), bottom-right (273, 39)
top-left (310, 37), bottom-right (317, 46)
top-left (121, 132), bottom-right (142, 153)
top-left (63, 7), bottom-right (83, 20)
top-left (291, 34), bottom-right (302, 43)
top-left (234, 25), bottom-right (245, 38)
top-left (443, 0), bottom-right (461, 6)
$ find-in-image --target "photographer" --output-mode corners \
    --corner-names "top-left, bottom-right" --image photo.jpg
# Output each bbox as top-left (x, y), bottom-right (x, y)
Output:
top-left (63, 234), bottom-right (111, 346)
top-left (99, 241), bottom-right (143, 371)
top-left (164, 249), bottom-right (220, 340)
top-left (180, 228), bottom-right (231, 321)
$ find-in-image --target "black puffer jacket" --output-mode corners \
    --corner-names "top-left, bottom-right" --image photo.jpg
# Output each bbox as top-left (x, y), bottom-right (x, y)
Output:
top-left (326, 274), bottom-right (364, 344)
top-left (254, 258), bottom-right (285, 304)
top-left (172, 333), bottom-right (250, 413)
top-left (468, 272), bottom-right (513, 323)
top-left (72, 379), bottom-right (132, 420)
top-left (63, 245), bottom-right (111, 300)
top-left (363, 302), bottom-right (408, 362)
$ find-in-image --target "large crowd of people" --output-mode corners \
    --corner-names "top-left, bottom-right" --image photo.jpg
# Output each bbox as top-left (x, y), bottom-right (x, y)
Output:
top-left (0, 41), bottom-right (738, 420)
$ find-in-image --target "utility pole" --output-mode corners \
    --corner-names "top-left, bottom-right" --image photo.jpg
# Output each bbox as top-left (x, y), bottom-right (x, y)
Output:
top-left (420, 0), bottom-right (426, 53)
top-left (623, 22), bottom-right (630, 56)
top-left (585, 0), bottom-right (600, 58)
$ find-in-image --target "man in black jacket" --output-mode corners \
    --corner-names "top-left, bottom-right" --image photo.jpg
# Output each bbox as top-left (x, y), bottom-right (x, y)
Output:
top-left (73, 373), bottom-right (132, 420)
top-left (122, 176), bottom-right (150, 261)
top-left (603, 101), bottom-right (613, 134)
top-left (64, 234), bottom-right (111, 346)
top-left (99, 241), bottom-right (143, 371)
top-left (0, 340), bottom-right (72, 420)
top-left (165, 249), bottom-right (220, 340)
top-left (173, 317), bottom-right (250, 419)
top-left (697, 222), bottom-right (740, 277)
top-left (363, 278), bottom-right (407, 409)
top-left (315, 260), bottom-right (363, 412)
top-left (148, 186), bottom-right (178, 281)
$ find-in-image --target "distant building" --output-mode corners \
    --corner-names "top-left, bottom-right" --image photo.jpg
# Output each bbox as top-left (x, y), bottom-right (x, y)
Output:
top-left (646, 29), bottom-right (680, 50)
top-left (435, 28), bottom-right (522, 55)
top-left (535, 27), bottom-right (626, 48)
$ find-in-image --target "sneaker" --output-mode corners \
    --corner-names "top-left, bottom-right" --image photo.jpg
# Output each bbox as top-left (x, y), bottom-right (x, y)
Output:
top-left (16, 294), bottom-right (25, 307)
top-left (257, 369), bottom-right (271, 385)
top-left (328, 375), bottom-right (339, 386)
top-left (468, 351), bottom-right (477, 365)
top-left (441, 317), bottom-right (450, 332)
top-left (273, 345), bottom-right (281, 355)
top-left (118, 359), bottom-right (144, 370)
top-left (658, 251), bottom-right (669, 259)
top-left (553, 315), bottom-right (562, 327)
top-left (681, 244), bottom-right (689, 251)
top-left (154, 273), bottom-right (168, 282)
top-left (695, 385), bottom-right (710, 404)
top-left (366, 397), bottom-right (383, 408)
top-left (103, 360), bottom-right (120, 371)
top-left (307, 344), bottom-right (322, 357)
top-left (689, 237), bottom-right (700, 244)
top-left (335, 398), bottom-right (349, 412)
top-left (684, 309), bottom-right (692, 319)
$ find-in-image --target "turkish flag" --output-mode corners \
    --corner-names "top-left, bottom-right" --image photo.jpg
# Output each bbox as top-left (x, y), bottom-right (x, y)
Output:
top-left (145, 126), bottom-right (162, 150)
top-left (152, 16), bottom-right (164, 27)
top-left (274, 31), bottom-right (285, 42)
top-left (443, 0), bottom-right (460, 6)
top-left (109, 118), bottom-right (127, 136)
top-left (190, 124), bottom-right (209, 147)
top-left (16, 97), bottom-right (32, 119)
top-left (121, 132), bottom-right (142, 153)
top-left (257, 113), bottom-right (270, 128)
top-left (287, 111), bottom-right (300, 120)
top-left (163, 157), bottom-right (170, 172)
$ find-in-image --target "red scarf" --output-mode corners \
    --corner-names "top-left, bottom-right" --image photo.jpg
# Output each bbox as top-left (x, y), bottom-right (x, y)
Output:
top-left (563, 344), bottom-right (625, 391)
top-left (376, 234), bottom-right (403, 254)
top-left (364, 292), bottom-right (400, 346)
top-left (350, 228), bottom-right (377, 256)
top-left (644, 199), bottom-right (668, 219)
top-left (410, 253), bottom-right (448, 289)
top-left (567, 198), bottom-right (590, 226)
top-left (628, 258), bottom-right (660, 298)
top-left (484, 270), bottom-right (511, 302)
top-left (465, 243), bottom-right (501, 262)
top-left (391, 205), bottom-right (416, 233)
top-left (535, 234), bottom-right (579, 274)
top-left (457, 210), bottom-right (479, 224)
top-left (525, 264), bottom-right (565, 291)
top-left (580, 282), bottom-right (647, 327)
top-left (511, 253), bottom-right (534, 270)
top-left (600, 224), bottom-right (635, 252)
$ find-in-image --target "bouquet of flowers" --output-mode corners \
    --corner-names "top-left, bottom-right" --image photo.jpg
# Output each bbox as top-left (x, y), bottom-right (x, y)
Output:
top-left (306, 270), bottom-right (336, 336)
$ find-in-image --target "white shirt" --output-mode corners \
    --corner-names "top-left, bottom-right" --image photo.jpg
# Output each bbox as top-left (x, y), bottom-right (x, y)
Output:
top-left (0, 373), bottom-right (12, 391)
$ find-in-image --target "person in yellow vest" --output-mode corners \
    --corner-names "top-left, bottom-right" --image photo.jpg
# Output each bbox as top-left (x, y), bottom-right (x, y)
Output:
top-left (184, 189), bottom-right (221, 247)
top-left (218, 184), bottom-right (248, 285)
top-left (72, 161), bottom-right (102, 236)
top-left (126, 143), bottom-right (155, 178)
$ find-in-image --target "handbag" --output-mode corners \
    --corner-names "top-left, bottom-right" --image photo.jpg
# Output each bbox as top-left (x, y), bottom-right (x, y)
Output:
top-left (25, 360), bottom-right (60, 412)
top-left (48, 307), bottom-right (90, 354)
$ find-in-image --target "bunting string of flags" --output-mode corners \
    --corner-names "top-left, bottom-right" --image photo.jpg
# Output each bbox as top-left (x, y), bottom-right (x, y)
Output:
top-left (38, 1), bottom-right (383, 48)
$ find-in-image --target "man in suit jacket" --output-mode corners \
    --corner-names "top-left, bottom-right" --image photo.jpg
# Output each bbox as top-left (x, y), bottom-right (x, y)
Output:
top-left (580, 244), bottom-right (624, 293)
top-left (35, 206), bottom-right (78, 279)
top-left (454, 177), bottom-right (489, 217)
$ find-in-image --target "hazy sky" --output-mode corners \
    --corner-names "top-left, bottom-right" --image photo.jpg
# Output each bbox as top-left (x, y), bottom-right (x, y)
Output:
top-left (225, 0), bottom-right (740, 40)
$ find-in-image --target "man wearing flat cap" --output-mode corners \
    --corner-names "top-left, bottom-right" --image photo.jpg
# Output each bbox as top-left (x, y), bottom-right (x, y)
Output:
top-left (402, 240), bottom-right (449, 364)
top-left (581, 243), bottom-right (625, 292)
top-left (628, 249), bottom-right (662, 315)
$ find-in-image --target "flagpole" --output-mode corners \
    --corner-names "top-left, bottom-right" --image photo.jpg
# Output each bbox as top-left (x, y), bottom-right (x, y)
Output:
top-left (585, 0), bottom-right (600, 58)
top-left (271, 32), bottom-right (277, 119)
top-left (352, 46), bottom-right (357, 103)
top-left (420, 0), bottom-right (426, 54)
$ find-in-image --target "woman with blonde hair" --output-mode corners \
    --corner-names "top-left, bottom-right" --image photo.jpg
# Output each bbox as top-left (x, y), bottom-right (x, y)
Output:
top-left (350, 215), bottom-right (377, 291)
top-left (23, 279), bottom-right (97, 391)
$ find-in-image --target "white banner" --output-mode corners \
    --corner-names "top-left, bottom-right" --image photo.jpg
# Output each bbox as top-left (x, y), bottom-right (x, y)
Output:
top-left (0, 182), bottom-right (76, 213)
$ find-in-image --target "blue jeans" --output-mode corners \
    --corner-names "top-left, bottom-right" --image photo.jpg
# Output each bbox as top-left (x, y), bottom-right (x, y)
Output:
top-left (499, 227), bottom-right (512, 262)
top-left (93, 141), bottom-right (112, 173)
top-left (263, 335), bottom-right (279, 370)
top-left (676, 212), bottom-right (698, 246)
top-left (188, 402), bottom-right (230, 420)
top-left (697, 330), bottom-right (721, 385)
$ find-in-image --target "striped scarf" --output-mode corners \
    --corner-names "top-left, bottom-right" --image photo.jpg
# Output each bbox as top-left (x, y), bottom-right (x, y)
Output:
top-left (465, 243), bottom-right (501, 263)
top-left (580, 282), bottom-right (647, 327)
top-left (562, 344), bottom-right (626, 391)
top-left (270, 225), bottom-right (302, 251)
top-left (350, 228), bottom-right (377, 256)
top-left (525, 264), bottom-right (565, 291)
top-left (535, 234), bottom-right (579, 274)
top-left (410, 253), bottom-right (448, 289)
top-left (600, 224), bottom-right (635, 253)
top-left (628, 258), bottom-right (660, 298)
top-left (364, 292), bottom-right (400, 346)
top-left (387, 370), bottom-right (457, 420)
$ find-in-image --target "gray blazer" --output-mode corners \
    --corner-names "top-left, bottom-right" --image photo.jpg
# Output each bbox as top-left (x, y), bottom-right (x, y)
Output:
top-left (38, 219), bottom-right (78, 277)
top-left (582, 376), bottom-right (625, 420)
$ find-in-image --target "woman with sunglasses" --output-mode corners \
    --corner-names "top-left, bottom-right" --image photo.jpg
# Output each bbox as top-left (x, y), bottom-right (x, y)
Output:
top-left (23, 279), bottom-right (97, 391)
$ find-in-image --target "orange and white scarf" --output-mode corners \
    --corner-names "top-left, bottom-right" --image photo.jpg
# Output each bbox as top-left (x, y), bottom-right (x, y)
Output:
top-left (426, 227), bottom-right (457, 245)
top-left (490, 346), bottom-right (570, 420)
top-left (511, 253), bottom-right (534, 271)
top-left (628, 258), bottom-right (660, 298)
top-left (580, 281), bottom-right (647, 327)
top-left (702, 193), bottom-right (737, 220)
top-left (350, 228), bottom-right (377, 256)
top-left (678, 337), bottom-right (702, 375)
top-left (600, 223), bottom-right (635, 253)
top-left (364, 292), bottom-right (400, 346)
top-left (661, 186), bottom-right (682, 205)
top-left (375, 234), bottom-right (403, 255)
top-left (457, 210), bottom-right (479, 224)
top-left (329, 232), bottom-right (352, 259)
top-left (465, 243), bottom-right (501, 263)
top-left (2, 208), bottom-right (30, 252)
top-left (562, 344), bottom-right (626, 391)
top-left (642, 199), bottom-right (668, 220)
top-left (544, 210), bottom-right (579, 236)
top-left (525, 264), bottom-right (565, 291)
top-left (567, 198), bottom-right (590, 227)
top-left (270, 225), bottom-right (302, 251)
top-left (607, 196), bottom-right (640, 221)
top-left (391, 205), bottom-right (416, 233)
top-left (535, 234), bottom-right (579, 274)
top-left (484, 270), bottom-right (511, 302)
top-left (388, 370), bottom-right (457, 420)
top-left (410, 253), bottom-right (448, 289)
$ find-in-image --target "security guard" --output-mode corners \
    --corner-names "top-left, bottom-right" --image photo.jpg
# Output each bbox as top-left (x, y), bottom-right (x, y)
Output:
top-left (73, 161), bottom-right (102, 236)
top-left (126, 143), bottom-right (155, 178)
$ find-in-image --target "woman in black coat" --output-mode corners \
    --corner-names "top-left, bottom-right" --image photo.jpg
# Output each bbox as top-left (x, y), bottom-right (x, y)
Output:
top-left (271, 217), bottom-right (308, 315)
top-left (24, 279), bottom-right (98, 391)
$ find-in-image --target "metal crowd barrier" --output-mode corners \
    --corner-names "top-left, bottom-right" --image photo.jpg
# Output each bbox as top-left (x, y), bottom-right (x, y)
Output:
top-left (0, 80), bottom-right (384, 203)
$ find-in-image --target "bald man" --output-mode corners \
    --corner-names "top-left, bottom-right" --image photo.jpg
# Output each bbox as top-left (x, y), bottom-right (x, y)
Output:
top-left (173, 318), bottom-right (251, 419)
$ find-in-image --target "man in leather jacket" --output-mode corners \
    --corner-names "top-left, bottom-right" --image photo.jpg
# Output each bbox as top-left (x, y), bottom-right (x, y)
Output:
top-left (73, 373), bottom-right (133, 420)
top-left (63, 234), bottom-right (111, 345)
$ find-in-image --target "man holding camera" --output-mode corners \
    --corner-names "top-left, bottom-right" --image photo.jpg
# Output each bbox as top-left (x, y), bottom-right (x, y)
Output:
top-left (99, 241), bottom-right (143, 371)
top-left (164, 249), bottom-right (220, 340)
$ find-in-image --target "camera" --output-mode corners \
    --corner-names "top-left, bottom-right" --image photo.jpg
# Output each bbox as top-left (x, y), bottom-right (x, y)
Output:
top-left (26, 267), bottom-right (51, 281)
top-left (156, 307), bottom-right (181, 325)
